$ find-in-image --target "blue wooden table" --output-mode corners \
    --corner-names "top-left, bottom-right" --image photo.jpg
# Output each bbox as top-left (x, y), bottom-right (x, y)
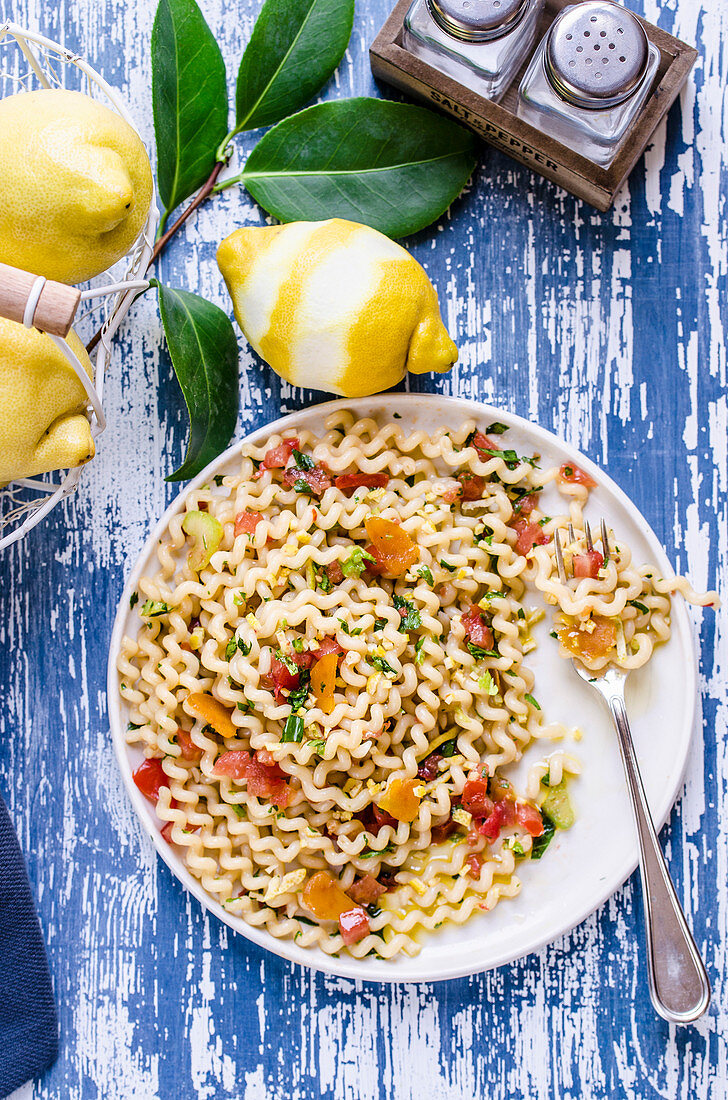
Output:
top-left (1, 0), bottom-right (725, 1097)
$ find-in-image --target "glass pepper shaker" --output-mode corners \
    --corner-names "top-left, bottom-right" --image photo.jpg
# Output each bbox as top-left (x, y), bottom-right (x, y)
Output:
top-left (402, 0), bottom-right (546, 103)
top-left (516, 0), bottom-right (660, 167)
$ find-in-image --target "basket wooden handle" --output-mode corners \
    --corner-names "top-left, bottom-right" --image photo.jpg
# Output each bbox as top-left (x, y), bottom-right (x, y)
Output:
top-left (0, 263), bottom-right (81, 336)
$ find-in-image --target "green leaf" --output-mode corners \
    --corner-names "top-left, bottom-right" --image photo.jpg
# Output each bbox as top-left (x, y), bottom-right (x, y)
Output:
top-left (240, 98), bottom-right (478, 238)
top-left (151, 0), bottom-right (228, 223)
top-left (154, 282), bottom-right (239, 481)
top-left (235, 0), bottom-right (355, 133)
top-left (530, 815), bottom-right (556, 860)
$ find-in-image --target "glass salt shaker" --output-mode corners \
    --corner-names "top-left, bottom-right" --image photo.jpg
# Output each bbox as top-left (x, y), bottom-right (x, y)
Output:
top-left (402, 0), bottom-right (546, 103)
top-left (516, 0), bottom-right (660, 167)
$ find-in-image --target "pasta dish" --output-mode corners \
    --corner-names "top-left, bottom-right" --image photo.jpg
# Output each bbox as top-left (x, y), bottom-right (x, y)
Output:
top-left (117, 411), bottom-right (713, 960)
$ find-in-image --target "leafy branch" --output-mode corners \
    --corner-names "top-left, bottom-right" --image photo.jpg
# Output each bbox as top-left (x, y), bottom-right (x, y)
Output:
top-left (119, 0), bottom-right (477, 481)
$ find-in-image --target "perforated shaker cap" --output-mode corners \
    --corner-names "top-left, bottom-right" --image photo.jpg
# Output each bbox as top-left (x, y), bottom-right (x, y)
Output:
top-left (427, 0), bottom-right (530, 42)
top-left (544, 1), bottom-right (649, 109)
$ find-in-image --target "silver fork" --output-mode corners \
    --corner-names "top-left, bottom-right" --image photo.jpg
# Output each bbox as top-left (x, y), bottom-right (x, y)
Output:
top-left (554, 522), bottom-right (711, 1024)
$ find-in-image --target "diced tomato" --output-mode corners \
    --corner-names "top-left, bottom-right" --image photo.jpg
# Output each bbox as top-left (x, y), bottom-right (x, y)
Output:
top-left (442, 486), bottom-right (460, 504)
top-left (347, 874), bottom-right (387, 905)
top-left (457, 472), bottom-right (486, 501)
top-left (513, 493), bottom-right (538, 516)
top-left (325, 561), bottom-right (344, 585)
top-left (515, 801), bottom-right (544, 837)
top-left (461, 605), bottom-right (494, 651)
top-left (335, 472), bottom-right (389, 495)
top-left (261, 437), bottom-right (299, 469)
top-left (269, 651), bottom-right (314, 703)
top-left (311, 636), bottom-right (343, 663)
top-left (477, 798), bottom-right (515, 841)
top-left (559, 614), bottom-right (616, 661)
top-left (339, 907), bottom-right (370, 946)
top-left (465, 853), bottom-right (483, 878)
top-left (362, 543), bottom-right (388, 576)
top-left (133, 758), bottom-right (168, 803)
top-left (417, 752), bottom-right (442, 781)
top-left (471, 431), bottom-right (497, 455)
top-left (378, 778), bottom-right (421, 823)
top-left (512, 519), bottom-right (549, 556)
top-left (573, 550), bottom-right (604, 579)
top-left (431, 817), bottom-right (458, 843)
top-left (175, 727), bottom-right (202, 762)
top-left (311, 651), bottom-right (338, 715)
top-left (160, 821), bottom-right (175, 843)
top-left (283, 464), bottom-right (332, 498)
top-left (212, 750), bottom-right (291, 807)
top-left (372, 804), bottom-right (397, 831)
top-left (461, 775), bottom-right (493, 818)
top-left (256, 748), bottom-right (277, 767)
top-left (234, 510), bottom-right (262, 536)
top-left (364, 517), bottom-right (419, 577)
top-left (558, 463), bottom-right (597, 489)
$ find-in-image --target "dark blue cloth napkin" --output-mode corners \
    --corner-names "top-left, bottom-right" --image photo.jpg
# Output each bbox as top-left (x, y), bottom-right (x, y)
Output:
top-left (0, 795), bottom-right (58, 1098)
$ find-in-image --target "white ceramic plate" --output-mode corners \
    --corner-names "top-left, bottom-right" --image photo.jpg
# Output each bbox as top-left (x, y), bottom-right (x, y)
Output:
top-left (107, 395), bottom-right (698, 983)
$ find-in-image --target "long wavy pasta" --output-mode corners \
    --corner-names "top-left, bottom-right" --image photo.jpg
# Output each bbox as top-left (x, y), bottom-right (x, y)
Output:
top-left (117, 412), bottom-right (711, 959)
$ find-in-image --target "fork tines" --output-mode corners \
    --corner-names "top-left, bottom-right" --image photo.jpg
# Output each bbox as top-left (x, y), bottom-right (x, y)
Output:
top-left (554, 528), bottom-right (568, 583)
top-left (555, 518), bottom-right (610, 580)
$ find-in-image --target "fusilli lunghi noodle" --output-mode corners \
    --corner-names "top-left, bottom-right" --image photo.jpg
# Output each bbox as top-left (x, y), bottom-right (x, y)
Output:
top-left (117, 413), bottom-right (712, 959)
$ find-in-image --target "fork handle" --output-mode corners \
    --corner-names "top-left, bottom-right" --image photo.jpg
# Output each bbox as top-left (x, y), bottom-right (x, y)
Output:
top-left (608, 692), bottom-right (711, 1023)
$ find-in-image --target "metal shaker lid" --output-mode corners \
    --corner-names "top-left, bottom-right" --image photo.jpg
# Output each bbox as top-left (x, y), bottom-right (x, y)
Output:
top-left (544, 1), bottom-right (650, 109)
top-left (427, 0), bottom-right (530, 42)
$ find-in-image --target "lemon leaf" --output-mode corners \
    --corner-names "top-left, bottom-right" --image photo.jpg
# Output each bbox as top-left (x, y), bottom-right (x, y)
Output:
top-left (153, 282), bottom-right (239, 482)
top-left (235, 0), bottom-right (355, 133)
top-left (152, 0), bottom-right (229, 224)
top-left (240, 99), bottom-right (477, 238)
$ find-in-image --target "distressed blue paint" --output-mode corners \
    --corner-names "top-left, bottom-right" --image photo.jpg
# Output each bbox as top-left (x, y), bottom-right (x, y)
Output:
top-left (0, 0), bottom-right (725, 1097)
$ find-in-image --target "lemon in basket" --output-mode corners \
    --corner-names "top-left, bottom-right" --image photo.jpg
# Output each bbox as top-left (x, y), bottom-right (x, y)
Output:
top-left (0, 317), bottom-right (95, 484)
top-left (0, 89), bottom-right (152, 284)
top-left (217, 219), bottom-right (457, 396)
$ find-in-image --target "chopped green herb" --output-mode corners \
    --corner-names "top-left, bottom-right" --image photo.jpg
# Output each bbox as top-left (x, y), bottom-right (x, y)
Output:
top-left (629, 599), bottom-right (650, 614)
top-left (440, 558), bottom-right (456, 572)
top-left (517, 608), bottom-right (525, 620)
top-left (292, 638), bottom-right (304, 653)
top-left (414, 636), bottom-right (426, 665)
top-left (281, 714), bottom-right (305, 743)
top-left (236, 699), bottom-right (254, 714)
top-left (393, 594), bottom-right (421, 631)
top-left (341, 546), bottom-right (375, 578)
top-left (549, 631), bottom-right (558, 639)
top-left (231, 804), bottom-right (247, 819)
top-left (129, 591), bottom-right (139, 609)
top-left (360, 845), bottom-right (395, 858)
top-left (213, 474), bottom-right (225, 486)
top-left (233, 591), bottom-right (245, 607)
top-left (226, 636), bottom-right (252, 660)
top-left (524, 693), bottom-right (541, 710)
top-left (467, 642), bottom-right (499, 660)
top-left (393, 412), bottom-right (402, 419)
top-left (293, 478), bottom-right (315, 495)
top-left (140, 599), bottom-right (171, 618)
top-left (478, 671), bottom-right (498, 695)
top-left (479, 590), bottom-right (504, 602)
top-left (486, 422), bottom-right (509, 435)
top-left (373, 617), bottom-right (387, 631)
top-left (439, 737), bottom-right (457, 757)
top-left (404, 474), bottom-right (417, 488)
top-left (541, 770), bottom-right (551, 787)
top-left (563, 466), bottom-right (574, 478)
top-left (317, 568), bottom-right (333, 594)
top-left (127, 721), bottom-right (143, 731)
top-left (530, 814), bottom-right (555, 860)
top-left (288, 670), bottom-right (311, 713)
top-left (292, 449), bottom-right (315, 470)
top-left (371, 655), bottom-right (396, 676)
top-left (416, 565), bottom-right (434, 586)
top-left (275, 650), bottom-right (300, 676)
top-left (366, 903), bottom-right (382, 918)
top-left (308, 738), bottom-right (327, 755)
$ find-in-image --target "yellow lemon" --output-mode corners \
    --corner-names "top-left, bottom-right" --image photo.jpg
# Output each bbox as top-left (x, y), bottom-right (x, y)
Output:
top-left (0, 317), bottom-right (95, 484)
top-left (217, 219), bottom-right (457, 396)
top-left (0, 89), bottom-right (153, 284)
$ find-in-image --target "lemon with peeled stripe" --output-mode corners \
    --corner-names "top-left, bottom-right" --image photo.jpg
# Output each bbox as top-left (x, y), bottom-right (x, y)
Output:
top-left (217, 219), bottom-right (457, 397)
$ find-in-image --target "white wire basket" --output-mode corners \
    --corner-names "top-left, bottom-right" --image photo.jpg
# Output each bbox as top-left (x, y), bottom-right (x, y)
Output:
top-left (0, 21), bottom-right (157, 551)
